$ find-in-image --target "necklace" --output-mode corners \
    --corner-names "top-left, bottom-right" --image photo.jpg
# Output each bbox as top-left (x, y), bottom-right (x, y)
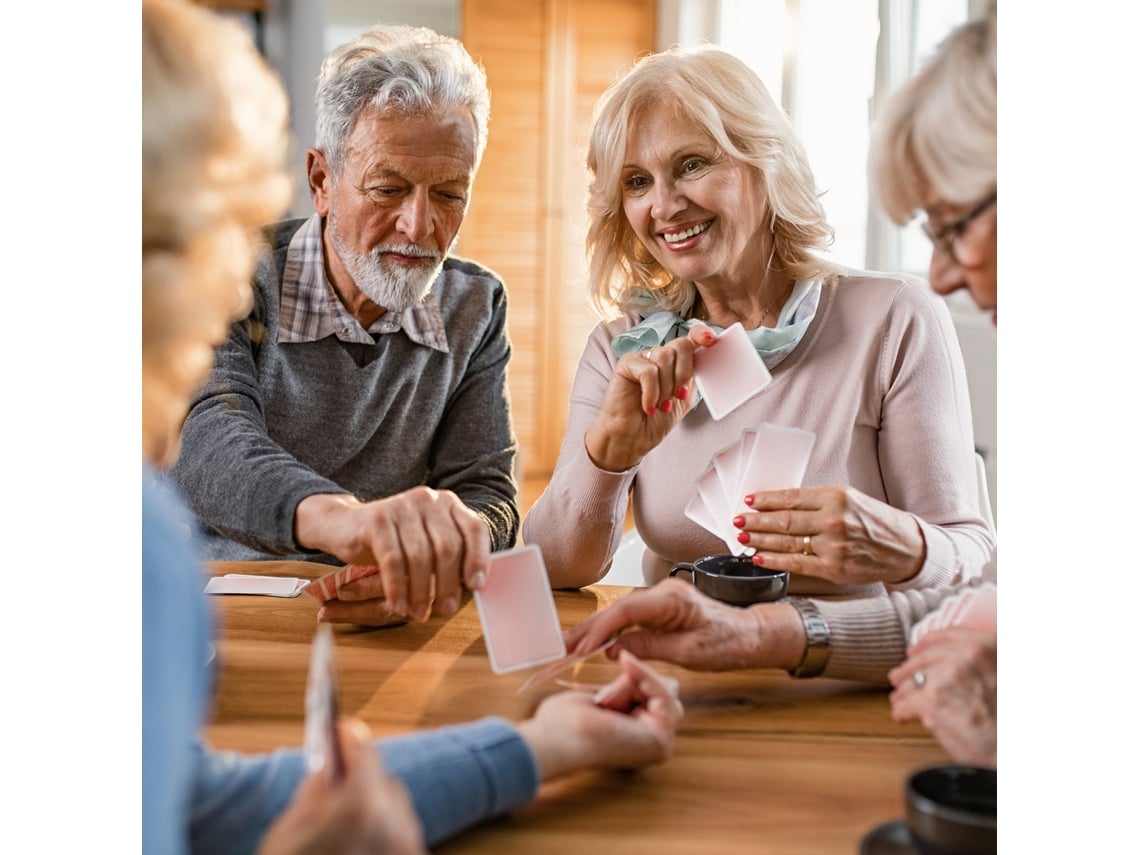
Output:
top-left (692, 279), bottom-right (790, 327)
top-left (755, 279), bottom-right (790, 327)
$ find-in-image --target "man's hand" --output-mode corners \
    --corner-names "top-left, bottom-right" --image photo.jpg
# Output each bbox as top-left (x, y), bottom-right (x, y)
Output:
top-left (295, 487), bottom-right (491, 624)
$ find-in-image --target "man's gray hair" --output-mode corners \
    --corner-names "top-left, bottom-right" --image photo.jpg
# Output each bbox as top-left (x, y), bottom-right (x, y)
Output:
top-left (314, 23), bottom-right (491, 174)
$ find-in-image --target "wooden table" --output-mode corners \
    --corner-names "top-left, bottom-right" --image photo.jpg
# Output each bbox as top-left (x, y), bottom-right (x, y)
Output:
top-left (204, 561), bottom-right (948, 854)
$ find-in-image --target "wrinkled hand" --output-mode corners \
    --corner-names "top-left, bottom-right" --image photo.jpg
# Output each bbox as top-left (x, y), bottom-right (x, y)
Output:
top-left (888, 627), bottom-right (997, 768)
top-left (737, 485), bottom-right (926, 586)
top-left (584, 325), bottom-right (715, 472)
top-left (563, 578), bottom-right (805, 672)
top-left (295, 487), bottom-right (491, 625)
top-left (257, 719), bottom-right (426, 855)
top-left (518, 650), bottom-right (683, 780)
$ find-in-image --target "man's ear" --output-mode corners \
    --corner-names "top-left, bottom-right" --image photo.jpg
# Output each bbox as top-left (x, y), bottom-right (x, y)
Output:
top-left (307, 148), bottom-right (333, 216)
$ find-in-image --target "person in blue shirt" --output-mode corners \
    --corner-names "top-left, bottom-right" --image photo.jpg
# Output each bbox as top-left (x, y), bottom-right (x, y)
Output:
top-left (142, 2), bottom-right (683, 852)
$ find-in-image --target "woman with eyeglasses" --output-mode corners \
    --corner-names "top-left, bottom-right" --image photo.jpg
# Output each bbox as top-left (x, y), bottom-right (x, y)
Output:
top-left (523, 42), bottom-right (995, 602)
top-left (872, 1), bottom-right (997, 766)
top-left (561, 6), bottom-right (997, 769)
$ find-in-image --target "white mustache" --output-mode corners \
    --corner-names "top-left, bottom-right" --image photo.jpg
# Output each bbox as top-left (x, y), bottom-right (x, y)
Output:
top-left (372, 244), bottom-right (441, 261)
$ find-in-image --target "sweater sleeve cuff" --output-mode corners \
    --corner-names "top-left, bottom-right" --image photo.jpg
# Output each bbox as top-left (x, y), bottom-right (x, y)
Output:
top-left (814, 598), bottom-right (908, 685)
top-left (886, 515), bottom-right (965, 592)
top-left (565, 439), bottom-right (639, 524)
top-left (378, 717), bottom-right (540, 848)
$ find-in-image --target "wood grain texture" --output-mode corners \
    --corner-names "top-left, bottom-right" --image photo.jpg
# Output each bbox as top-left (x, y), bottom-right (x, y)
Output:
top-left (460, 0), bottom-right (655, 479)
top-left (202, 561), bottom-right (947, 853)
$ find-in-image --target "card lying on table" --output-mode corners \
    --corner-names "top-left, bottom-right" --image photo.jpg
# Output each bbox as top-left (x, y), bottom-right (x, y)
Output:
top-left (204, 574), bottom-right (308, 598)
top-left (474, 544), bottom-right (566, 675)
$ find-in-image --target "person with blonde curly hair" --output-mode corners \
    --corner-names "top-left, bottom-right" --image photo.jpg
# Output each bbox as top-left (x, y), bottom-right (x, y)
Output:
top-left (143, 2), bottom-right (682, 852)
top-left (524, 45), bottom-right (994, 608)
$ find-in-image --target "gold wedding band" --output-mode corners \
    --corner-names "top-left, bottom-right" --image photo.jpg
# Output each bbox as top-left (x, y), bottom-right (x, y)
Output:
top-left (802, 535), bottom-right (813, 556)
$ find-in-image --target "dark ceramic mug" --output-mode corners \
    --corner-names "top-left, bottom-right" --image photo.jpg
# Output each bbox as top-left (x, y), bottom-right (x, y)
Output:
top-left (668, 553), bottom-right (789, 606)
top-left (905, 765), bottom-right (996, 855)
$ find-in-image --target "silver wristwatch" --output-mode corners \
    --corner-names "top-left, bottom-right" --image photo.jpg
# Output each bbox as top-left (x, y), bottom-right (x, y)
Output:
top-left (785, 598), bottom-right (831, 678)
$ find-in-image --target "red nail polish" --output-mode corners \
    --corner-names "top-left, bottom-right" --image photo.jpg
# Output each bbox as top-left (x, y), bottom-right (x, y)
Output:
top-left (646, 405), bottom-right (656, 416)
top-left (752, 554), bottom-right (764, 566)
top-left (737, 531), bottom-right (750, 544)
top-left (661, 399), bottom-right (673, 413)
top-left (702, 331), bottom-right (716, 344)
top-left (743, 495), bottom-right (754, 506)
top-left (676, 385), bottom-right (690, 400)
top-left (732, 515), bottom-right (745, 528)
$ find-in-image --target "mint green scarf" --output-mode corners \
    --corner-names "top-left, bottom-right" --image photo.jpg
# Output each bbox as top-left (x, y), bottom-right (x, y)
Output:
top-left (611, 278), bottom-right (822, 370)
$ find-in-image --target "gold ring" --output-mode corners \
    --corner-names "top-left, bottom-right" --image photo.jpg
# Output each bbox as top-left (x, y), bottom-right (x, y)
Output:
top-left (802, 535), bottom-right (813, 556)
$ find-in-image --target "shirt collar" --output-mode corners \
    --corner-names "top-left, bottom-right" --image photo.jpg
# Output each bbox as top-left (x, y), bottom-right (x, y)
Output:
top-left (277, 214), bottom-right (450, 353)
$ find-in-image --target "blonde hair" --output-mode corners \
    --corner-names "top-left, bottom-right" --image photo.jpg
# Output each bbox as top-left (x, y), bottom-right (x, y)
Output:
top-left (871, 4), bottom-right (997, 223)
top-left (142, 0), bottom-right (292, 466)
top-left (585, 45), bottom-right (838, 319)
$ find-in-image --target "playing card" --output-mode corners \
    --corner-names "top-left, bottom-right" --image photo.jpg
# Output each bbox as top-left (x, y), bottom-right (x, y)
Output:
top-left (713, 432), bottom-right (750, 503)
top-left (301, 564), bottom-right (379, 604)
top-left (733, 422), bottom-right (816, 513)
top-left (517, 637), bottom-right (619, 694)
top-left (692, 322), bottom-right (773, 420)
top-left (684, 486), bottom-right (721, 540)
top-left (956, 585), bottom-right (997, 633)
top-left (203, 574), bottom-right (308, 598)
top-left (908, 585), bottom-right (997, 648)
top-left (303, 624), bottom-right (344, 780)
top-left (474, 545), bottom-right (566, 675)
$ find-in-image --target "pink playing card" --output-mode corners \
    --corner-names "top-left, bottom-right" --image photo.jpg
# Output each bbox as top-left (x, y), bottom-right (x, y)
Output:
top-left (474, 545), bottom-right (567, 675)
top-left (695, 464), bottom-right (746, 555)
top-left (684, 484), bottom-right (721, 538)
top-left (733, 422), bottom-right (816, 513)
top-left (908, 584), bottom-right (997, 648)
top-left (692, 323), bottom-right (773, 420)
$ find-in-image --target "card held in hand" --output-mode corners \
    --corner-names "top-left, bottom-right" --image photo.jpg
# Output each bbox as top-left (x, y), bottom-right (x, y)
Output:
top-left (303, 624), bottom-right (344, 780)
top-left (474, 544), bottom-right (566, 675)
top-left (692, 322), bottom-right (773, 420)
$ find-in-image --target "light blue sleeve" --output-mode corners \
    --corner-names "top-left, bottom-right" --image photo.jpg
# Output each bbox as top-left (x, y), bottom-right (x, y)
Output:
top-left (187, 718), bottom-right (541, 853)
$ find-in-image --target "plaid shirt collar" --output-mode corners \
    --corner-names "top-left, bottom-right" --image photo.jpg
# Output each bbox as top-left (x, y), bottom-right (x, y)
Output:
top-left (277, 214), bottom-right (449, 353)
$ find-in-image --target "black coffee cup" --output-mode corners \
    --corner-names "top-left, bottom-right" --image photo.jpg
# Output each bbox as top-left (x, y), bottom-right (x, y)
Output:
top-left (668, 553), bottom-right (788, 606)
top-left (905, 765), bottom-right (996, 855)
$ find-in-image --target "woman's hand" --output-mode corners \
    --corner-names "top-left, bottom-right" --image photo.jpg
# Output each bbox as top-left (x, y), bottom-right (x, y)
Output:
top-left (563, 578), bottom-right (806, 672)
top-left (887, 627), bottom-right (997, 768)
top-left (584, 325), bottom-right (716, 472)
top-left (257, 718), bottom-right (426, 855)
top-left (736, 485), bottom-right (926, 586)
top-left (517, 650), bottom-right (683, 780)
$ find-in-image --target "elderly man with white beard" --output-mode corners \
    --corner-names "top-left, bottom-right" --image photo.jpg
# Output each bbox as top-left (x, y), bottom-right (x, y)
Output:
top-left (170, 23), bottom-right (518, 627)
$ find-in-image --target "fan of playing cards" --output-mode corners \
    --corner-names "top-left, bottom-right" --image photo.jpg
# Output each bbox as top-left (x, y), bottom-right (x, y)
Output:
top-left (685, 422), bottom-right (817, 555)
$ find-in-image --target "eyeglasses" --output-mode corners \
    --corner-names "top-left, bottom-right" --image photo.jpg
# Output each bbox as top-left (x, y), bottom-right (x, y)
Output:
top-left (921, 192), bottom-right (996, 264)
